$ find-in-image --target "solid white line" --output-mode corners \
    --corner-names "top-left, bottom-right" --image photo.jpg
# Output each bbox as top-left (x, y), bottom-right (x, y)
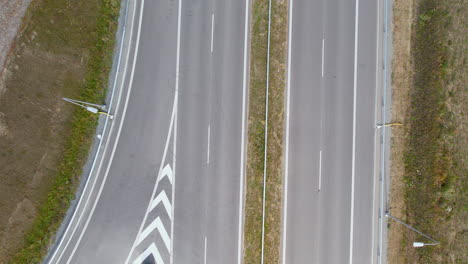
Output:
top-left (204, 236), bottom-right (207, 264)
top-left (281, 0), bottom-right (293, 261)
top-left (260, 0), bottom-right (272, 263)
top-left (321, 38), bottom-right (325, 77)
top-left (318, 150), bottom-right (322, 191)
top-left (207, 125), bottom-right (211, 164)
top-left (50, 1), bottom-right (136, 262)
top-left (210, 13), bottom-right (214, 53)
top-left (237, 0), bottom-right (249, 262)
top-left (170, 0), bottom-right (182, 262)
top-left (66, 1), bottom-right (146, 262)
top-left (349, 0), bottom-right (359, 263)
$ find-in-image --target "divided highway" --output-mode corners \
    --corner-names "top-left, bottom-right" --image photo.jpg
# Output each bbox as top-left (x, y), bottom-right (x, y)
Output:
top-left (282, 0), bottom-right (382, 263)
top-left (46, 0), bottom-right (249, 263)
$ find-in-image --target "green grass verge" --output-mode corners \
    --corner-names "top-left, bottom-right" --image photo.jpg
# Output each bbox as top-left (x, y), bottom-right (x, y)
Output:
top-left (243, 0), bottom-right (288, 263)
top-left (9, 0), bottom-right (120, 263)
top-left (401, 0), bottom-right (467, 262)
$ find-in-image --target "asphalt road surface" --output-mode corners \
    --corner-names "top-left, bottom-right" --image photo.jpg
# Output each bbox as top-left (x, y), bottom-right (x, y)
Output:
top-left (282, 0), bottom-right (382, 263)
top-left (46, 0), bottom-right (249, 263)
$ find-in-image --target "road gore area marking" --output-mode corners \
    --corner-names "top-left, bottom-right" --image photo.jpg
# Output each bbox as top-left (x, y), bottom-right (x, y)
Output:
top-left (132, 243), bottom-right (163, 264)
top-left (150, 190), bottom-right (172, 216)
top-left (131, 163), bottom-right (173, 264)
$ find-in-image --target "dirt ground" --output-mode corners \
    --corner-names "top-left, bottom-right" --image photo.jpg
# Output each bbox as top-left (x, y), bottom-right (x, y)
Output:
top-left (387, 0), bottom-right (416, 262)
top-left (0, 0), bottom-right (104, 261)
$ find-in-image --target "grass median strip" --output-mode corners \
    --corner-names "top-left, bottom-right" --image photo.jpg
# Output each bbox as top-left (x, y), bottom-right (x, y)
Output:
top-left (243, 0), bottom-right (288, 263)
top-left (2, 0), bottom-right (120, 262)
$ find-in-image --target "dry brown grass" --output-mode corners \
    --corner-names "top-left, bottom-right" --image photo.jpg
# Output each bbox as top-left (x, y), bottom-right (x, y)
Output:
top-left (243, 0), bottom-right (288, 263)
top-left (388, 0), bottom-right (467, 263)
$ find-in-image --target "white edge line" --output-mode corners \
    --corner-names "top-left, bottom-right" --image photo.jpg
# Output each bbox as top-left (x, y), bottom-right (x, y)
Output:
top-left (237, 0), bottom-right (249, 263)
top-left (65, 0), bottom-right (146, 262)
top-left (210, 13), bottom-right (214, 53)
top-left (349, 0), bottom-right (360, 263)
top-left (281, 0), bottom-right (293, 261)
top-left (49, 0), bottom-right (135, 262)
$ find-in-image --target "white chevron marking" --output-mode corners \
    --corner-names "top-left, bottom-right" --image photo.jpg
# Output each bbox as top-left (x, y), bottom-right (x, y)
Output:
top-left (132, 242), bottom-right (164, 264)
top-left (158, 164), bottom-right (173, 184)
top-left (150, 190), bottom-right (172, 218)
top-left (137, 217), bottom-right (170, 250)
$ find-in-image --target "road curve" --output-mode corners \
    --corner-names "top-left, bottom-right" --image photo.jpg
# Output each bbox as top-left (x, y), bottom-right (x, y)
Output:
top-left (45, 0), bottom-right (249, 263)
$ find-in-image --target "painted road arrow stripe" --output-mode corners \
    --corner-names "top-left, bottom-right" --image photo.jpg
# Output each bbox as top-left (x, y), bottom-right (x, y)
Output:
top-left (150, 190), bottom-right (172, 218)
top-left (158, 164), bottom-right (173, 184)
top-left (137, 217), bottom-right (170, 250)
top-left (132, 243), bottom-right (164, 264)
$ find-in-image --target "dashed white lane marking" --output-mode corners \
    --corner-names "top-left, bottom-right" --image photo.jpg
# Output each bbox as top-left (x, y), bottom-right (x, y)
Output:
top-left (137, 217), bottom-right (171, 251)
top-left (210, 13), bottom-right (214, 53)
top-left (204, 236), bottom-right (207, 264)
top-left (321, 38), bottom-right (325, 77)
top-left (318, 150), bottom-right (323, 191)
top-left (132, 243), bottom-right (164, 264)
top-left (207, 125), bottom-right (211, 164)
top-left (150, 190), bottom-right (172, 218)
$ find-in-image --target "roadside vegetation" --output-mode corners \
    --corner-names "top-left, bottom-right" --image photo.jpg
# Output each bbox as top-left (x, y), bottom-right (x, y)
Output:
top-left (388, 0), bottom-right (467, 262)
top-left (243, 0), bottom-right (288, 263)
top-left (0, 0), bottom-right (120, 262)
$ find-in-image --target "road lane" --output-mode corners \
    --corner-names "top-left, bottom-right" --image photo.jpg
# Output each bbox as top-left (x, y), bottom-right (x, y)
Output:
top-left (173, 0), bottom-right (248, 262)
top-left (283, 0), bottom-right (324, 263)
top-left (283, 0), bottom-right (381, 263)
